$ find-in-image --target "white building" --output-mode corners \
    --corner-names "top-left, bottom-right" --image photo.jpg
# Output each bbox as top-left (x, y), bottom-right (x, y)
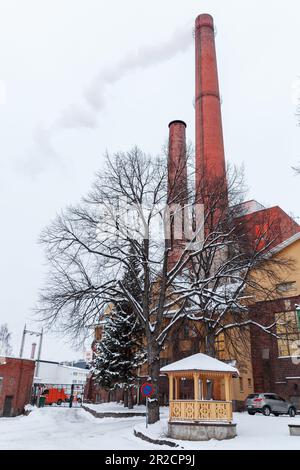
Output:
top-left (34, 360), bottom-right (90, 386)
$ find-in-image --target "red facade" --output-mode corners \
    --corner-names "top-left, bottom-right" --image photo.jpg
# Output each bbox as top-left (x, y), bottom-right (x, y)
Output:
top-left (0, 357), bottom-right (35, 417)
top-left (234, 205), bottom-right (300, 251)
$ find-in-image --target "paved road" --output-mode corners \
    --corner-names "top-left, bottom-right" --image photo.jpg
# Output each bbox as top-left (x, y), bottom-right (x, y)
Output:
top-left (0, 407), bottom-right (160, 450)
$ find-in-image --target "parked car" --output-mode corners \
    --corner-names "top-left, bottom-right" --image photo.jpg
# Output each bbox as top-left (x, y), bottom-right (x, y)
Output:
top-left (246, 393), bottom-right (297, 417)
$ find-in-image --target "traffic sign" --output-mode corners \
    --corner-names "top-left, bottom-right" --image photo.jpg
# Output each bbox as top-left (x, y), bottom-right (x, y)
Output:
top-left (140, 383), bottom-right (154, 428)
top-left (141, 382), bottom-right (154, 397)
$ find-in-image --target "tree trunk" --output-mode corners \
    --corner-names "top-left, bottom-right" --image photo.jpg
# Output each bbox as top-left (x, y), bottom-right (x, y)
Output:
top-left (147, 342), bottom-right (160, 424)
top-left (205, 328), bottom-right (215, 357)
top-left (205, 329), bottom-right (215, 400)
top-left (128, 388), bottom-right (133, 409)
top-left (123, 389), bottom-right (128, 407)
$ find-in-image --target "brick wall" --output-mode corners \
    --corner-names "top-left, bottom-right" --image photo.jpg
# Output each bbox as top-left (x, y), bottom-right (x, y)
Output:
top-left (250, 295), bottom-right (300, 408)
top-left (0, 357), bottom-right (35, 417)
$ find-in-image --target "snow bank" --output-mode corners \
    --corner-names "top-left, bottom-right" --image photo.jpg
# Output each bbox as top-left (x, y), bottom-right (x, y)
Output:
top-left (134, 417), bottom-right (170, 442)
top-left (24, 404), bottom-right (35, 412)
top-left (83, 402), bottom-right (147, 414)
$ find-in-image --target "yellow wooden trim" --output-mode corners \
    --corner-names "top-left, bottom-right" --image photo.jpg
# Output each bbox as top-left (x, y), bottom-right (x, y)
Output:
top-left (169, 399), bottom-right (233, 422)
top-left (169, 373), bottom-right (174, 401)
top-left (163, 370), bottom-right (234, 379)
top-left (224, 374), bottom-right (231, 402)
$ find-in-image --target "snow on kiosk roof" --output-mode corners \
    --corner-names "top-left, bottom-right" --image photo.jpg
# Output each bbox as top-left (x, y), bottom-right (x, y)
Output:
top-left (160, 353), bottom-right (239, 375)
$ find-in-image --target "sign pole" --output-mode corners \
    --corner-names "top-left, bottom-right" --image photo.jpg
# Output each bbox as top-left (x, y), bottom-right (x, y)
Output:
top-left (140, 382), bottom-right (154, 430)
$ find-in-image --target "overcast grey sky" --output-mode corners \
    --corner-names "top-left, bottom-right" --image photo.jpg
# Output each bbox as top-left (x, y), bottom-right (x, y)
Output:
top-left (0, 0), bottom-right (299, 361)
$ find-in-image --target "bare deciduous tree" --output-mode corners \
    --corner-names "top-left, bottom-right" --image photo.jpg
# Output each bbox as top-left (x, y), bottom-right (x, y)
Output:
top-left (38, 147), bottom-right (291, 423)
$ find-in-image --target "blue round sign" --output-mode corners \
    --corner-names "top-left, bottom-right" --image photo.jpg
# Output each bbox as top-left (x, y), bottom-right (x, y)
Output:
top-left (141, 382), bottom-right (154, 397)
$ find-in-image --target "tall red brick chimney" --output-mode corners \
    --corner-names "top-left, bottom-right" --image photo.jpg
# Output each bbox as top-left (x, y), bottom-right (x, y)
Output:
top-left (167, 120), bottom-right (188, 268)
top-left (195, 14), bottom-right (226, 199)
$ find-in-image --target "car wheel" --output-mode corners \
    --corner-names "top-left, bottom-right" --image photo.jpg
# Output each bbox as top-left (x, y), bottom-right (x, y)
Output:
top-left (262, 406), bottom-right (271, 416)
top-left (248, 411), bottom-right (255, 415)
top-left (57, 399), bottom-right (62, 406)
top-left (289, 407), bottom-right (296, 418)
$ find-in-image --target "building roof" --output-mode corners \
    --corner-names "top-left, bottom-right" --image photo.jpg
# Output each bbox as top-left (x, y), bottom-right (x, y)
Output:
top-left (0, 356), bottom-right (35, 363)
top-left (268, 231), bottom-right (300, 256)
top-left (233, 200), bottom-right (266, 216)
top-left (160, 353), bottom-right (239, 374)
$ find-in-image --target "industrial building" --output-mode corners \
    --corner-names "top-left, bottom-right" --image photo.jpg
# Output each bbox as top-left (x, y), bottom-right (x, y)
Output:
top-left (87, 13), bottom-right (300, 409)
top-left (0, 356), bottom-right (35, 417)
top-left (34, 359), bottom-right (90, 386)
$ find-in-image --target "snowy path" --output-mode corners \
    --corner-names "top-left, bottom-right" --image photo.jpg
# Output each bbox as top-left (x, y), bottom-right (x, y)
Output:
top-left (0, 407), bottom-right (163, 450)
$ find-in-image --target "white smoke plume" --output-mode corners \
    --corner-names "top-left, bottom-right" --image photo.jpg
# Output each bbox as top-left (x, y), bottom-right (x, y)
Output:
top-left (25, 20), bottom-right (193, 175)
top-left (21, 125), bottom-right (61, 178)
top-left (57, 21), bottom-right (193, 130)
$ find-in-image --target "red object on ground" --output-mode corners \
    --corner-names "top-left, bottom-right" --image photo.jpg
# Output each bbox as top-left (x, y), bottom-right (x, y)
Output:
top-left (43, 387), bottom-right (68, 405)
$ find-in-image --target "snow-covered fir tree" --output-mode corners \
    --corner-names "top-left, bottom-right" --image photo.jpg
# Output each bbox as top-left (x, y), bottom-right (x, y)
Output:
top-left (93, 247), bottom-right (146, 408)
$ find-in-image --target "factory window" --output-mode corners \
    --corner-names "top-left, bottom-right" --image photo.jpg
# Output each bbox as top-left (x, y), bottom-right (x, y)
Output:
top-left (239, 377), bottom-right (244, 392)
top-left (248, 378), bottom-right (252, 388)
top-left (276, 282), bottom-right (297, 294)
top-left (0, 377), bottom-right (3, 393)
top-left (276, 311), bottom-right (300, 357)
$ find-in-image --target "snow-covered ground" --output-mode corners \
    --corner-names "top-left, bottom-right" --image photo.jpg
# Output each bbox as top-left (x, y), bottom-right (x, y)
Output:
top-left (0, 406), bottom-right (299, 450)
top-left (136, 412), bottom-right (300, 450)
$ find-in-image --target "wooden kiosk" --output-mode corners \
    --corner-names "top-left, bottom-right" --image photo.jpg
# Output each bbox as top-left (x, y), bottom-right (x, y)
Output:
top-left (161, 353), bottom-right (238, 441)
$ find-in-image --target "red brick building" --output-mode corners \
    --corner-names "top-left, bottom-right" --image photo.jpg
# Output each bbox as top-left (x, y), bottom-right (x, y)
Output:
top-left (250, 296), bottom-right (300, 406)
top-left (0, 357), bottom-right (35, 417)
top-left (249, 233), bottom-right (300, 410)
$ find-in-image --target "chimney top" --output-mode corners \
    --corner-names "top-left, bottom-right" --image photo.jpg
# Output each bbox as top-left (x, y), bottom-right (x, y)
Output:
top-left (195, 14), bottom-right (214, 30)
top-left (168, 120), bottom-right (187, 128)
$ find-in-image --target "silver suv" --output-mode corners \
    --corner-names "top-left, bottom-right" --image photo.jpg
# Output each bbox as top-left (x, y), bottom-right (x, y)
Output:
top-left (246, 393), bottom-right (297, 417)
